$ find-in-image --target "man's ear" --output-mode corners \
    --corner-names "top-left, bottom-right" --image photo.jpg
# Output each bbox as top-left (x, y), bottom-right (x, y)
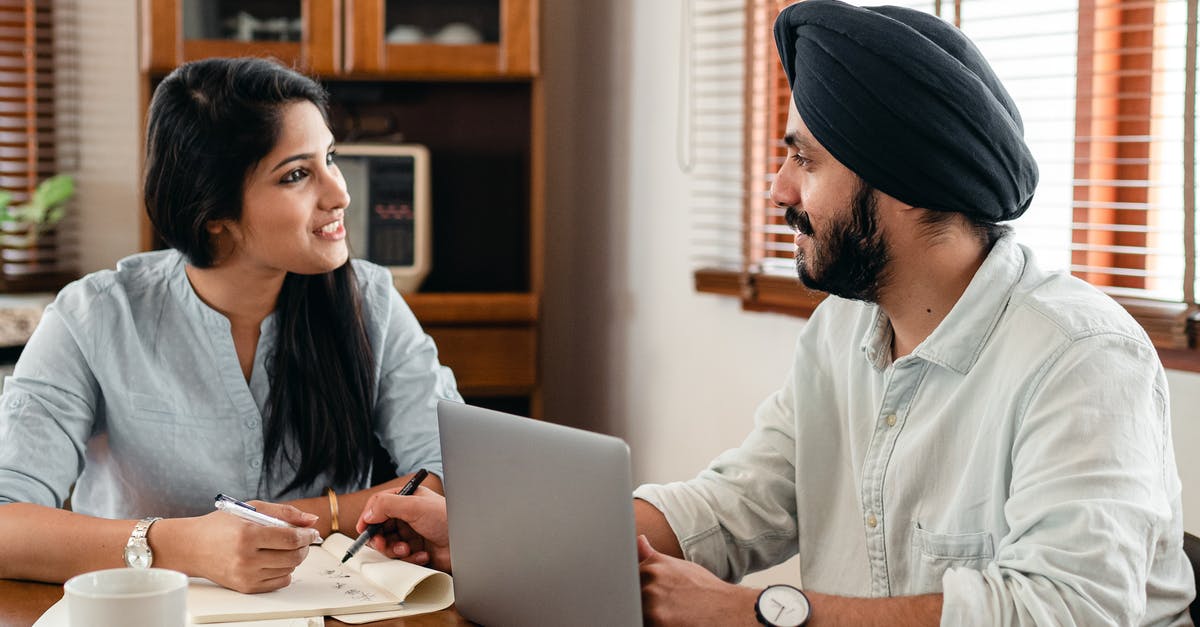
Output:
top-left (205, 219), bottom-right (228, 236)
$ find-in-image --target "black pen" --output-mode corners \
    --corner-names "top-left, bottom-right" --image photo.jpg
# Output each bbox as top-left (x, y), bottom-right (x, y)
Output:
top-left (341, 468), bottom-right (429, 563)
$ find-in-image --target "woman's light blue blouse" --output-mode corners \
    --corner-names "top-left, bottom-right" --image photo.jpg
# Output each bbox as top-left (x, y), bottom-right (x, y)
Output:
top-left (0, 250), bottom-right (459, 518)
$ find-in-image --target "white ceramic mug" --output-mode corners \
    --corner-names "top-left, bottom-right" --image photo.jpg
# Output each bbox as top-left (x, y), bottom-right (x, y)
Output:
top-left (64, 567), bottom-right (188, 627)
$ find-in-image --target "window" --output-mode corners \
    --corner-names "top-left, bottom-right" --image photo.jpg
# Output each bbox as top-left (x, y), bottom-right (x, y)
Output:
top-left (0, 0), bottom-right (77, 291)
top-left (690, 0), bottom-right (1200, 369)
top-left (0, 0), bottom-right (58, 198)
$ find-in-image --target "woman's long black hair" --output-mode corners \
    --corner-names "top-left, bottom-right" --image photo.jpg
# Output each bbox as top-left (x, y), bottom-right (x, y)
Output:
top-left (143, 57), bottom-right (375, 495)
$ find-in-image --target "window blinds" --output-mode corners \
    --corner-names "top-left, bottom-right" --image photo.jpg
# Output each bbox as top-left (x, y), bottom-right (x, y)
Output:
top-left (0, 0), bottom-right (58, 201)
top-left (959, 0), bottom-right (1196, 348)
top-left (684, 0), bottom-right (747, 284)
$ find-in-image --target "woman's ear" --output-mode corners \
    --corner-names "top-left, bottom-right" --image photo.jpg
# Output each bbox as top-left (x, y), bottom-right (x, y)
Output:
top-left (205, 219), bottom-right (228, 236)
top-left (205, 219), bottom-right (240, 264)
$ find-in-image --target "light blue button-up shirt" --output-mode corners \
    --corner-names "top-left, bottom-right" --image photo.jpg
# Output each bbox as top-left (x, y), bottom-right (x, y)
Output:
top-left (635, 235), bottom-right (1194, 625)
top-left (0, 250), bottom-right (460, 519)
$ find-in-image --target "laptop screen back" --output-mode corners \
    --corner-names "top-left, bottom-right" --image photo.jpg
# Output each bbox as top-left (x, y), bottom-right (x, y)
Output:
top-left (437, 400), bottom-right (642, 627)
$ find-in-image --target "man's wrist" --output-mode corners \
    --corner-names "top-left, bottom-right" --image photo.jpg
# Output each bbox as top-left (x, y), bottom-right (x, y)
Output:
top-left (740, 585), bottom-right (769, 627)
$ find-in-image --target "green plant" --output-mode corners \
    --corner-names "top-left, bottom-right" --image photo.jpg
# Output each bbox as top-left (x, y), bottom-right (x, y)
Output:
top-left (0, 174), bottom-right (75, 231)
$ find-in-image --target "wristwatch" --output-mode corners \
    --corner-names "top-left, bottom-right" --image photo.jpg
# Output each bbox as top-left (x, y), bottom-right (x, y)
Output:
top-left (755, 584), bottom-right (811, 627)
top-left (123, 517), bottom-right (162, 569)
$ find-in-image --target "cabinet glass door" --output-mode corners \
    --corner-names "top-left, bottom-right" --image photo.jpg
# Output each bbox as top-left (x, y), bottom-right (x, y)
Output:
top-left (383, 0), bottom-right (500, 46)
top-left (346, 0), bottom-right (537, 77)
top-left (181, 1), bottom-right (303, 43)
top-left (143, 0), bottom-right (340, 75)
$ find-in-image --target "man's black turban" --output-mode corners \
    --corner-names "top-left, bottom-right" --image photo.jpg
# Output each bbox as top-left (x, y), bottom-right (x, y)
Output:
top-left (773, 0), bottom-right (1038, 222)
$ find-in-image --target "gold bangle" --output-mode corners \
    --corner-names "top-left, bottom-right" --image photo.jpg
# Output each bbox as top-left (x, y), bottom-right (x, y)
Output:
top-left (325, 487), bottom-right (340, 534)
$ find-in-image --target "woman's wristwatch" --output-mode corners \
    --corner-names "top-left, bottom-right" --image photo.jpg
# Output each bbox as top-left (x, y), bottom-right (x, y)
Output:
top-left (123, 517), bottom-right (162, 568)
top-left (755, 584), bottom-right (811, 626)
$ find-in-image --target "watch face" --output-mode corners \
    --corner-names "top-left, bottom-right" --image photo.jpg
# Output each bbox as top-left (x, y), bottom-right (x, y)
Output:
top-left (758, 585), bottom-right (810, 627)
top-left (124, 540), bottom-right (152, 569)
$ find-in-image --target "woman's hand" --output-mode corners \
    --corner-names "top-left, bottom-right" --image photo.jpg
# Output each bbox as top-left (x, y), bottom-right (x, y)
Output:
top-left (356, 486), bottom-right (452, 573)
top-left (160, 501), bottom-right (321, 593)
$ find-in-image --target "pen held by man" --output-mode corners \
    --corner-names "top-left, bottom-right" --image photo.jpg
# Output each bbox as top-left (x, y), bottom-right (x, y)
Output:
top-left (352, 478), bottom-right (454, 573)
top-left (342, 468), bottom-right (429, 563)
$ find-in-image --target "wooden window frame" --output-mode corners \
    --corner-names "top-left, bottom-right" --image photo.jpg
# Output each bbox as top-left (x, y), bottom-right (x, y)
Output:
top-left (694, 0), bottom-right (1200, 372)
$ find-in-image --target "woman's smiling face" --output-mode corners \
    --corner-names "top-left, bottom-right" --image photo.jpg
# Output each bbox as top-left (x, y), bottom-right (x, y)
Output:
top-left (212, 100), bottom-right (351, 277)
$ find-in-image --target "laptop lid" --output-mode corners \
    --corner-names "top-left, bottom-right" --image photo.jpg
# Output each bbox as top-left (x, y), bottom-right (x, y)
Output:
top-left (437, 400), bottom-right (642, 627)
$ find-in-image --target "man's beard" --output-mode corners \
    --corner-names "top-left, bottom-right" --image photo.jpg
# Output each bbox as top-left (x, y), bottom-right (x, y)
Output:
top-left (785, 181), bottom-right (890, 302)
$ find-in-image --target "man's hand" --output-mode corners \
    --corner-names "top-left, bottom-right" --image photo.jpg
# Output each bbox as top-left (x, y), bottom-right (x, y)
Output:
top-left (356, 486), bottom-right (452, 573)
top-left (638, 535), bottom-right (761, 626)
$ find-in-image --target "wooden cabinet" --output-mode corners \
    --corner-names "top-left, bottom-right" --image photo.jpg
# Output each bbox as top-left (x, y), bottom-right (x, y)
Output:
top-left (139, 0), bottom-right (544, 415)
top-left (141, 0), bottom-right (537, 78)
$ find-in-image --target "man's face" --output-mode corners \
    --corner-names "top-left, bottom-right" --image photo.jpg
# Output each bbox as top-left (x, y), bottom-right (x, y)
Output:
top-left (769, 100), bottom-right (890, 302)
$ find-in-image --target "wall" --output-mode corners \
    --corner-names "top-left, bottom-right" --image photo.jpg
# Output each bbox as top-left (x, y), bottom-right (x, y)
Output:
top-left (72, 0), bottom-right (143, 272)
top-left (540, 0), bottom-right (1200, 595)
top-left (1170, 370), bottom-right (1200, 532)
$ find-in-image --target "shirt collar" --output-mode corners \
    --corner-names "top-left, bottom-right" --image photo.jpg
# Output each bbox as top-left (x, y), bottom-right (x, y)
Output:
top-left (168, 252), bottom-right (231, 331)
top-left (168, 252), bottom-right (278, 336)
top-left (860, 233), bottom-right (1026, 374)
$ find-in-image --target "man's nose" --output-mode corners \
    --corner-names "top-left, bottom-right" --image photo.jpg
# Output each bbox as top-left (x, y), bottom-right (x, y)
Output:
top-left (769, 167), bottom-right (799, 209)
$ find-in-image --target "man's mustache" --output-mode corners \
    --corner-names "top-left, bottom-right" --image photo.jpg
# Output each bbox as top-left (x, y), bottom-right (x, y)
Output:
top-left (785, 206), bottom-right (813, 236)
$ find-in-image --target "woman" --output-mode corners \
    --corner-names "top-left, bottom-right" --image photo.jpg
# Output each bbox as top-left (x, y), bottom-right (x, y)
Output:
top-left (0, 57), bottom-right (459, 593)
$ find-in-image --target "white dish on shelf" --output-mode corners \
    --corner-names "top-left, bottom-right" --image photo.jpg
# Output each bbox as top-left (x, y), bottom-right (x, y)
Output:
top-left (432, 22), bottom-right (483, 45)
top-left (385, 24), bottom-right (425, 44)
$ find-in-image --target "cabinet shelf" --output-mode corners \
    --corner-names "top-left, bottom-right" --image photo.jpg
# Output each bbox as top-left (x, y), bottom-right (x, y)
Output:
top-left (409, 292), bottom-right (538, 398)
top-left (181, 40), bottom-right (302, 65)
top-left (405, 292), bottom-right (537, 325)
top-left (378, 43), bottom-right (508, 78)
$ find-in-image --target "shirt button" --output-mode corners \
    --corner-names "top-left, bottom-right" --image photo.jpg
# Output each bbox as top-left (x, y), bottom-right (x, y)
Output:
top-left (886, 414), bottom-right (897, 427)
top-left (250, 459), bottom-right (261, 469)
top-left (867, 514), bottom-right (878, 528)
top-left (246, 419), bottom-right (258, 429)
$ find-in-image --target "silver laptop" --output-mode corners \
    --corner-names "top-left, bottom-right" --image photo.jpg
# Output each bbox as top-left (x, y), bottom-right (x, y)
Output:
top-left (438, 400), bottom-right (642, 627)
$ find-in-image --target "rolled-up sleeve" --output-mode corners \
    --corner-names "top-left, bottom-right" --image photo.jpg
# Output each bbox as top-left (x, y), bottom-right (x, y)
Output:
top-left (369, 276), bottom-right (460, 482)
top-left (0, 304), bottom-right (99, 507)
top-left (941, 333), bottom-right (1192, 626)
top-left (634, 364), bottom-right (800, 583)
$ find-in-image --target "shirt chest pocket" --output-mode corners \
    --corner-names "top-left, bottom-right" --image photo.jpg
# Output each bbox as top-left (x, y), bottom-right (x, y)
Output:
top-left (128, 392), bottom-right (223, 429)
top-left (118, 392), bottom-right (245, 488)
top-left (910, 523), bottom-right (995, 593)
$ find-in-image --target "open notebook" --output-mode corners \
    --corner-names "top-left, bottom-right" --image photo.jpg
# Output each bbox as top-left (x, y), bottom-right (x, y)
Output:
top-left (188, 533), bottom-right (453, 624)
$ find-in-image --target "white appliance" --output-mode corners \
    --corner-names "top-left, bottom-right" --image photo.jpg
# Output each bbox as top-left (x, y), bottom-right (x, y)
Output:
top-left (337, 143), bottom-right (431, 293)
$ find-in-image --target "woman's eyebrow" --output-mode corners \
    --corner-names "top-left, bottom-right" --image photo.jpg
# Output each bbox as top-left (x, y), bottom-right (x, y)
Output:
top-left (269, 152), bottom-right (313, 173)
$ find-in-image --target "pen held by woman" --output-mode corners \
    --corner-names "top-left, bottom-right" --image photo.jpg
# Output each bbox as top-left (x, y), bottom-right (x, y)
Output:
top-left (341, 468), bottom-right (429, 563)
top-left (214, 494), bottom-right (323, 544)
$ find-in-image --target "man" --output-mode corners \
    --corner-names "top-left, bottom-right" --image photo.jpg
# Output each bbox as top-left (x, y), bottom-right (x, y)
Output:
top-left (357, 1), bottom-right (1195, 624)
top-left (631, 1), bottom-right (1194, 625)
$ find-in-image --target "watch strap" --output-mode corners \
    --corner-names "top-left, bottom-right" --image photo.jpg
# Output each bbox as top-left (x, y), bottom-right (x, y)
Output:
top-left (131, 516), bottom-right (161, 540)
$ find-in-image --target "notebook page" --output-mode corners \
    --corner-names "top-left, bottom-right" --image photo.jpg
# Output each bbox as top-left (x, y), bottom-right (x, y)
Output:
top-left (321, 533), bottom-right (454, 622)
top-left (187, 543), bottom-right (401, 624)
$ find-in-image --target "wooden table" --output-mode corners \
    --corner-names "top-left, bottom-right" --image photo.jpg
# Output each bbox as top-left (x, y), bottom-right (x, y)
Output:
top-left (0, 579), bottom-right (474, 627)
